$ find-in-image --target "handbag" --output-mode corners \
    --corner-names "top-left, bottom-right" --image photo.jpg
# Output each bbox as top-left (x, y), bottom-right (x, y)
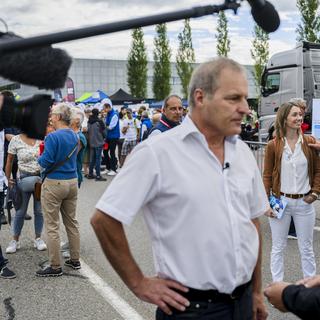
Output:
top-left (34, 142), bottom-right (78, 201)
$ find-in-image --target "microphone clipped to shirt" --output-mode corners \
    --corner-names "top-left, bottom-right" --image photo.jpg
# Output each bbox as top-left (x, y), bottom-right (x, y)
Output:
top-left (247, 0), bottom-right (280, 33)
top-left (223, 162), bottom-right (230, 171)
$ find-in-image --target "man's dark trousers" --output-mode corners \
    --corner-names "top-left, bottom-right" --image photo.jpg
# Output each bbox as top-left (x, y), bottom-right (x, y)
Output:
top-left (104, 139), bottom-right (118, 172)
top-left (156, 285), bottom-right (253, 320)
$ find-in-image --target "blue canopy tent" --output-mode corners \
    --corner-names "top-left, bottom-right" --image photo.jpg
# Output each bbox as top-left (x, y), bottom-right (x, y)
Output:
top-left (81, 90), bottom-right (109, 104)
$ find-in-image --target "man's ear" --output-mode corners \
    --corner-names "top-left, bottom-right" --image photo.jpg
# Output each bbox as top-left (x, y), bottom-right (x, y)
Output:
top-left (193, 89), bottom-right (204, 108)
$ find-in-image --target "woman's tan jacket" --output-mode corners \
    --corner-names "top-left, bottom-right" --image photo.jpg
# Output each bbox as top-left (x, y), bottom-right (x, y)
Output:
top-left (263, 135), bottom-right (320, 198)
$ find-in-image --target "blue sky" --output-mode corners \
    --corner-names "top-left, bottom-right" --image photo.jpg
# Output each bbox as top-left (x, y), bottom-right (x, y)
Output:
top-left (0, 0), bottom-right (309, 64)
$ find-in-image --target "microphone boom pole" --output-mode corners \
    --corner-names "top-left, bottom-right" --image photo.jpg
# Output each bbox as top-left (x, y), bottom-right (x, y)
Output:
top-left (0, 2), bottom-right (241, 53)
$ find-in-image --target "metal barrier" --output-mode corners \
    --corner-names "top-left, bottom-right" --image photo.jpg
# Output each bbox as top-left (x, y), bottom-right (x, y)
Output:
top-left (243, 141), bottom-right (267, 175)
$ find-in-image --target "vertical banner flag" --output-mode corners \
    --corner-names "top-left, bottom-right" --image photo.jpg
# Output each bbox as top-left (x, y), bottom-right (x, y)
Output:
top-left (66, 77), bottom-right (75, 102)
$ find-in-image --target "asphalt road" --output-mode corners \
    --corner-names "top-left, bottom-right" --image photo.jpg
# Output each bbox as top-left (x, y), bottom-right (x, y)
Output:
top-left (1, 174), bottom-right (320, 320)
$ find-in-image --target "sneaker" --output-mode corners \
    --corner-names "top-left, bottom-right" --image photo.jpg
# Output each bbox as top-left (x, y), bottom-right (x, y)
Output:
top-left (24, 213), bottom-right (32, 220)
top-left (86, 174), bottom-right (96, 179)
top-left (34, 238), bottom-right (47, 251)
top-left (107, 170), bottom-right (117, 176)
top-left (6, 240), bottom-right (20, 254)
top-left (36, 266), bottom-right (63, 277)
top-left (64, 259), bottom-right (81, 270)
top-left (287, 235), bottom-right (298, 240)
top-left (95, 176), bottom-right (107, 181)
top-left (0, 266), bottom-right (16, 279)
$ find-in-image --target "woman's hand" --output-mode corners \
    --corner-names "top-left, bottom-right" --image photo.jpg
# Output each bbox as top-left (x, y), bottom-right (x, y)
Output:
top-left (303, 194), bottom-right (317, 204)
top-left (264, 208), bottom-right (277, 218)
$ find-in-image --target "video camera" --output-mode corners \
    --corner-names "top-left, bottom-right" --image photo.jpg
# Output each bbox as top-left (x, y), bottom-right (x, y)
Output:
top-left (0, 31), bottom-right (72, 139)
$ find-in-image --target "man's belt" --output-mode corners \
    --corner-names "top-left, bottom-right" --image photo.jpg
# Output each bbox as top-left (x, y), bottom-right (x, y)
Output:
top-left (177, 281), bottom-right (251, 302)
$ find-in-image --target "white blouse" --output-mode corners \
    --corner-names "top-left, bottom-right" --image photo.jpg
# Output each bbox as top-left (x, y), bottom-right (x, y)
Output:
top-left (280, 135), bottom-right (310, 194)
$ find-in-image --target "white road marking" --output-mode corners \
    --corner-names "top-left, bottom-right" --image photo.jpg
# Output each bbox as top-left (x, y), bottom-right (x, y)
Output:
top-left (314, 226), bottom-right (320, 232)
top-left (80, 259), bottom-right (145, 320)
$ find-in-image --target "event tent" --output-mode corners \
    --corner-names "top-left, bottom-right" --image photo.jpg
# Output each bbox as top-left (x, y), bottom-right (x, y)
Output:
top-left (109, 88), bottom-right (143, 105)
top-left (76, 90), bottom-right (109, 104)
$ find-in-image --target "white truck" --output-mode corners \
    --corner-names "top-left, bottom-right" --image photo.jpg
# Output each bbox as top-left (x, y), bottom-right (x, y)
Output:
top-left (258, 41), bottom-right (320, 141)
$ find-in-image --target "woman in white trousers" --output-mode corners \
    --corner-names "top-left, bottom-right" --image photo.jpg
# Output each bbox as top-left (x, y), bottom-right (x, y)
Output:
top-left (263, 101), bottom-right (320, 282)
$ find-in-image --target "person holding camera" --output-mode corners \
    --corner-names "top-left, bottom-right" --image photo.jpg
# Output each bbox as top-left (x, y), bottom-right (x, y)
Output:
top-left (0, 95), bottom-right (16, 278)
top-left (5, 131), bottom-right (46, 254)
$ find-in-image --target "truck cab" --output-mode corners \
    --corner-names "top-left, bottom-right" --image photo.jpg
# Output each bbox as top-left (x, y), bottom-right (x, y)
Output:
top-left (260, 42), bottom-right (320, 119)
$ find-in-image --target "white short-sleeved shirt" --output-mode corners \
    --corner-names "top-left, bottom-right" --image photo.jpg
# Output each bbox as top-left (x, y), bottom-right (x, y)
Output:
top-left (8, 135), bottom-right (41, 174)
top-left (96, 116), bottom-right (269, 293)
top-left (122, 118), bottom-right (138, 141)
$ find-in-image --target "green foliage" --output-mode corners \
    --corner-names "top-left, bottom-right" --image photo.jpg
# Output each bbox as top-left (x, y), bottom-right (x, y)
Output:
top-left (127, 28), bottom-right (148, 98)
top-left (215, 11), bottom-right (230, 57)
top-left (296, 0), bottom-right (320, 42)
top-left (250, 25), bottom-right (269, 95)
top-left (153, 23), bottom-right (172, 100)
top-left (176, 19), bottom-right (195, 99)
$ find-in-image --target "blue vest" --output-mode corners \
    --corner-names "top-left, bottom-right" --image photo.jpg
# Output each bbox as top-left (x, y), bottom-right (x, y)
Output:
top-left (105, 109), bottom-right (120, 139)
top-left (149, 114), bottom-right (180, 134)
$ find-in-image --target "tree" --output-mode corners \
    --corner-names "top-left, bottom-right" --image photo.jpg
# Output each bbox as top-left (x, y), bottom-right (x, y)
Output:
top-left (296, 0), bottom-right (320, 42)
top-left (250, 24), bottom-right (269, 95)
top-left (176, 19), bottom-right (195, 98)
top-left (215, 11), bottom-right (230, 57)
top-left (127, 28), bottom-right (148, 98)
top-left (153, 23), bottom-right (171, 100)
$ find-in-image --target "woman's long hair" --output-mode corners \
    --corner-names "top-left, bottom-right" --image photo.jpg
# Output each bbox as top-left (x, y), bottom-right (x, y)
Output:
top-left (274, 102), bottom-right (302, 139)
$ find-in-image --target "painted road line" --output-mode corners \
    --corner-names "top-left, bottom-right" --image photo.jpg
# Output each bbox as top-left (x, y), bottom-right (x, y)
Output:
top-left (314, 226), bottom-right (320, 232)
top-left (80, 260), bottom-right (145, 320)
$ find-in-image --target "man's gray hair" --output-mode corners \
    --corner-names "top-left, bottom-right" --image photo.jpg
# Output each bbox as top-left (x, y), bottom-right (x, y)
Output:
top-left (163, 94), bottom-right (182, 109)
top-left (52, 103), bottom-right (72, 125)
top-left (188, 57), bottom-right (245, 109)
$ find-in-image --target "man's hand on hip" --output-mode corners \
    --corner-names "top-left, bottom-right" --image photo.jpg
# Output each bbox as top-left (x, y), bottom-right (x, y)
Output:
top-left (253, 292), bottom-right (268, 320)
top-left (132, 276), bottom-right (190, 315)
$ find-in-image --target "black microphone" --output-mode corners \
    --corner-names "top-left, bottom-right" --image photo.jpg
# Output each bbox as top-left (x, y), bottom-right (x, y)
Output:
top-left (0, 31), bottom-right (72, 90)
top-left (223, 162), bottom-right (230, 170)
top-left (247, 0), bottom-right (280, 33)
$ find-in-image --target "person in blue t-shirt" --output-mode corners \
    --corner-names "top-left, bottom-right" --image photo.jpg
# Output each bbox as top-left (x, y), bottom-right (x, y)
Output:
top-left (36, 103), bottom-right (80, 277)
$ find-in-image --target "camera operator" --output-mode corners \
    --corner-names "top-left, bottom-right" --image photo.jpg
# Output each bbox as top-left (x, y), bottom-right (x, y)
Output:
top-left (0, 95), bottom-right (16, 279)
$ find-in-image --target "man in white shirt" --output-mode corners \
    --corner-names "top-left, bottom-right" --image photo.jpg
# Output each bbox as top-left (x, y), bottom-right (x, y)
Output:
top-left (119, 108), bottom-right (139, 167)
top-left (91, 58), bottom-right (270, 320)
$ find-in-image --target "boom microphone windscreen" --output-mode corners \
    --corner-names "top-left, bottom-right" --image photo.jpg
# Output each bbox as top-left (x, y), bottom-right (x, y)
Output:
top-left (0, 32), bottom-right (72, 90)
top-left (247, 0), bottom-right (280, 33)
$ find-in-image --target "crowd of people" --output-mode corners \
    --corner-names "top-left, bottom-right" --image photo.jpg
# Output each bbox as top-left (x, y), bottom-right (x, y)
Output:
top-left (0, 91), bottom-right (186, 279)
top-left (1, 57), bottom-right (320, 319)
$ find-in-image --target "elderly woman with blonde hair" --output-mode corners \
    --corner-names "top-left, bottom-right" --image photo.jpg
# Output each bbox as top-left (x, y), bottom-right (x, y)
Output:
top-left (263, 101), bottom-right (320, 282)
top-left (36, 103), bottom-right (80, 277)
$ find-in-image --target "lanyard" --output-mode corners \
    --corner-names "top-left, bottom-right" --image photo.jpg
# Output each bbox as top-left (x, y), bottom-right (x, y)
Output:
top-left (159, 119), bottom-right (171, 129)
